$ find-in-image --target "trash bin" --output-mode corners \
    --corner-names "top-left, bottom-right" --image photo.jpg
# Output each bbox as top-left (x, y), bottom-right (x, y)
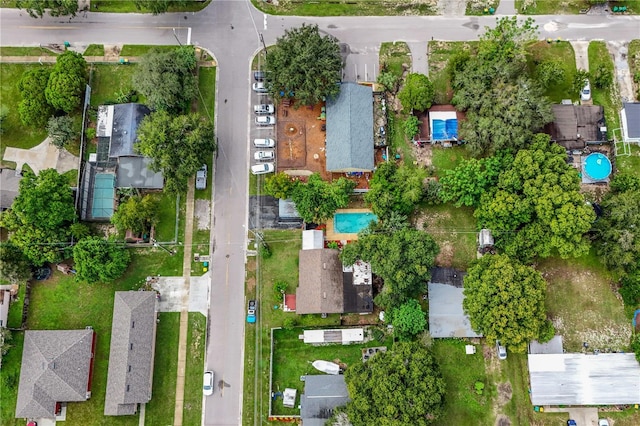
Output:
top-left (203, 261), bottom-right (209, 268)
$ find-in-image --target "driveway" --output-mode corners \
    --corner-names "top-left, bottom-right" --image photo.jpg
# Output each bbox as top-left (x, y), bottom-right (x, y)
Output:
top-left (545, 406), bottom-right (599, 426)
top-left (2, 139), bottom-right (78, 175)
top-left (608, 41), bottom-right (636, 102)
top-left (152, 275), bottom-right (210, 315)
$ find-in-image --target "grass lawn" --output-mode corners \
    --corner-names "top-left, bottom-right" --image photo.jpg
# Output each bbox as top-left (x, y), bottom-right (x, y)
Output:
top-left (153, 192), bottom-right (181, 243)
top-left (145, 312), bottom-right (180, 426)
top-left (589, 41), bottom-right (621, 139)
top-left (466, 0), bottom-right (499, 15)
top-left (242, 258), bottom-right (258, 426)
top-left (182, 313), bottom-right (206, 426)
top-left (539, 249), bottom-right (631, 352)
top-left (431, 145), bottom-right (470, 176)
top-left (0, 64), bottom-right (51, 166)
top-left (526, 41), bottom-right (578, 102)
top-left (428, 41), bottom-right (478, 105)
top-left (516, 0), bottom-right (590, 14)
top-left (92, 0), bottom-right (211, 13)
top-left (416, 203), bottom-right (477, 270)
top-left (89, 64), bottom-right (141, 107)
top-left (120, 45), bottom-right (181, 57)
top-left (83, 44), bottom-right (105, 56)
top-left (629, 39), bottom-right (640, 98)
top-left (379, 41), bottom-right (411, 80)
top-left (252, 0), bottom-right (436, 16)
top-left (197, 66), bottom-right (216, 122)
top-left (616, 144), bottom-right (640, 179)
top-left (249, 170), bottom-right (267, 196)
top-left (0, 46), bottom-right (57, 56)
top-left (6, 283), bottom-right (26, 328)
top-left (0, 331), bottom-right (24, 426)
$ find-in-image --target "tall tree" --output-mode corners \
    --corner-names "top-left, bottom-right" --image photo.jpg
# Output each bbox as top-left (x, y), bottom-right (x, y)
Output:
top-left (264, 24), bottom-right (343, 106)
top-left (264, 172), bottom-right (298, 199)
top-left (463, 254), bottom-right (548, 353)
top-left (136, 111), bottom-right (216, 194)
top-left (290, 173), bottom-right (355, 224)
top-left (364, 162), bottom-right (427, 220)
top-left (17, 0), bottom-right (78, 18)
top-left (0, 242), bottom-right (31, 284)
top-left (341, 227), bottom-right (439, 310)
top-left (45, 50), bottom-right (88, 113)
top-left (398, 73), bottom-right (435, 112)
top-left (344, 342), bottom-right (446, 426)
top-left (111, 195), bottom-right (159, 235)
top-left (0, 169), bottom-right (75, 265)
top-left (474, 134), bottom-right (595, 263)
top-left (133, 46), bottom-right (198, 114)
top-left (47, 115), bottom-right (77, 148)
top-left (17, 67), bottom-right (54, 127)
top-left (73, 237), bottom-right (130, 284)
top-left (391, 299), bottom-right (427, 341)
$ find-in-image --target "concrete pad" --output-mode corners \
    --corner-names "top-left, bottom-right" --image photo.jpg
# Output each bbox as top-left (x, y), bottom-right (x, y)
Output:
top-left (567, 407), bottom-right (599, 426)
top-left (188, 275), bottom-right (210, 316)
top-left (571, 41), bottom-right (590, 72)
top-left (2, 139), bottom-right (79, 175)
top-left (152, 275), bottom-right (209, 314)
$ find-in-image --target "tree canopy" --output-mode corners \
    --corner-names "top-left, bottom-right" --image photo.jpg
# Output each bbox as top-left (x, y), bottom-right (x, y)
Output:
top-left (47, 115), bottom-right (77, 148)
top-left (111, 195), bottom-right (159, 235)
top-left (290, 173), bottom-right (355, 224)
top-left (364, 162), bottom-right (427, 220)
top-left (391, 299), bottom-right (427, 341)
top-left (133, 46), bottom-right (198, 114)
top-left (17, 0), bottom-right (78, 18)
top-left (463, 254), bottom-right (548, 353)
top-left (0, 242), bottom-right (31, 284)
top-left (73, 237), bottom-right (130, 284)
top-left (398, 73), bottom-right (434, 112)
top-left (474, 134), bottom-right (595, 263)
top-left (18, 67), bottom-right (54, 127)
top-left (0, 169), bottom-right (75, 265)
top-left (341, 227), bottom-right (439, 310)
top-left (45, 50), bottom-right (88, 113)
top-left (264, 172), bottom-right (297, 199)
top-left (136, 111), bottom-right (216, 193)
top-left (344, 342), bottom-right (446, 426)
top-left (264, 24), bottom-right (343, 106)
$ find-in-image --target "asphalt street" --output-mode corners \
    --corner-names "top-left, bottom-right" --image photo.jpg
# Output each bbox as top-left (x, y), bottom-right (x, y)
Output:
top-left (1, 2), bottom-right (639, 425)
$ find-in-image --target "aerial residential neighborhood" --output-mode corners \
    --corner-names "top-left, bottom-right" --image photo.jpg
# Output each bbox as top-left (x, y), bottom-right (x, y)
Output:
top-left (1, 1), bottom-right (640, 426)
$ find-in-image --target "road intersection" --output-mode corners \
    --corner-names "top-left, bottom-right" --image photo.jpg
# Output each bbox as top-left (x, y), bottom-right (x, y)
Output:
top-left (1, 2), bottom-right (639, 425)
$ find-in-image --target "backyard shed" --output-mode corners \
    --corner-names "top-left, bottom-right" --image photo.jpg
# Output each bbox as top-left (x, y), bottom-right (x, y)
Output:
top-left (326, 82), bottom-right (374, 172)
top-left (302, 230), bottom-right (324, 250)
top-left (621, 102), bottom-right (640, 142)
top-left (528, 353), bottom-right (640, 405)
top-left (300, 375), bottom-right (350, 426)
top-left (283, 388), bottom-right (297, 408)
top-left (302, 328), bottom-right (364, 344)
top-left (428, 267), bottom-right (481, 338)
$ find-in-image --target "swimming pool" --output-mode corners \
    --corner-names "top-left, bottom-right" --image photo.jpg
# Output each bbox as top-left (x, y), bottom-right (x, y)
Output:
top-left (334, 212), bottom-right (378, 234)
top-left (583, 153), bottom-right (612, 181)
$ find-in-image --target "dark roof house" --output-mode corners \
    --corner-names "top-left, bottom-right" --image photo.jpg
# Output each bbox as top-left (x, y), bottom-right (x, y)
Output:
top-left (104, 291), bottom-right (158, 416)
top-left (621, 102), bottom-right (640, 142)
top-left (296, 249), bottom-right (373, 315)
top-left (300, 375), bottom-right (350, 426)
top-left (325, 82), bottom-right (374, 172)
top-left (544, 104), bottom-right (606, 149)
top-left (15, 329), bottom-right (96, 419)
top-left (0, 168), bottom-right (22, 211)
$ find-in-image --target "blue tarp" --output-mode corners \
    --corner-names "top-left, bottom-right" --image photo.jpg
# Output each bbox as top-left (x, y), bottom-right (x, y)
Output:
top-left (432, 119), bottom-right (458, 141)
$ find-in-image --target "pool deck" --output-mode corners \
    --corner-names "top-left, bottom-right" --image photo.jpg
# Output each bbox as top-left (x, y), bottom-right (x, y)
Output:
top-left (325, 208), bottom-right (373, 241)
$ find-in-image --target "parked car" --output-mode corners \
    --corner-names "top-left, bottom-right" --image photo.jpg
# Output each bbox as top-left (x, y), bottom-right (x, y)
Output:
top-left (255, 115), bottom-right (276, 126)
top-left (581, 80), bottom-right (591, 101)
top-left (254, 150), bottom-right (275, 161)
top-left (567, 420), bottom-right (577, 426)
top-left (251, 163), bottom-right (275, 175)
top-left (253, 138), bottom-right (275, 148)
top-left (598, 419), bottom-right (610, 426)
top-left (254, 104), bottom-right (275, 115)
top-left (195, 164), bottom-right (207, 190)
top-left (254, 70), bottom-right (266, 81)
top-left (252, 81), bottom-right (268, 93)
top-left (247, 299), bottom-right (257, 323)
top-left (496, 340), bottom-right (507, 360)
top-left (203, 371), bottom-right (214, 396)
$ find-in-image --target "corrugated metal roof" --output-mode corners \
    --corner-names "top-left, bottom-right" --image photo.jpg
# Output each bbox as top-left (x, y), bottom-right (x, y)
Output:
top-left (528, 353), bottom-right (640, 405)
top-left (622, 102), bottom-right (640, 140)
top-left (301, 375), bottom-right (349, 425)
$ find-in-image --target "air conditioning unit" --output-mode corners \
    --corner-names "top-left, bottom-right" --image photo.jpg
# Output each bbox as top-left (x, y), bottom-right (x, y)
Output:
top-left (89, 153), bottom-right (97, 163)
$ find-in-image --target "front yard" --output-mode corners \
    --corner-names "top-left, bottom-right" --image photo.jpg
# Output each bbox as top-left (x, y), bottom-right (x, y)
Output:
top-left (589, 41), bottom-right (621, 139)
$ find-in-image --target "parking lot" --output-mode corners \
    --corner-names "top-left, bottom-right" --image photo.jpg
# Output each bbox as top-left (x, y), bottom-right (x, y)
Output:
top-left (250, 72), bottom-right (277, 176)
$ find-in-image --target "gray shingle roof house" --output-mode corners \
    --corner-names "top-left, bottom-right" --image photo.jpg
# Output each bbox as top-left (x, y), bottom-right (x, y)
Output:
top-left (545, 104), bottom-right (606, 149)
top-left (325, 82), bottom-right (374, 172)
top-left (621, 102), bottom-right (640, 142)
top-left (0, 168), bottom-right (22, 211)
top-left (104, 291), bottom-right (158, 416)
top-left (296, 249), bottom-right (373, 315)
top-left (15, 329), bottom-right (96, 419)
top-left (300, 375), bottom-right (350, 426)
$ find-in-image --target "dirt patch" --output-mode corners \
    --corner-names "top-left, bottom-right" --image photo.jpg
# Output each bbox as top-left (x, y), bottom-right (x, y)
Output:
top-left (495, 414), bottom-right (512, 426)
top-left (104, 44), bottom-right (122, 59)
top-left (412, 144), bottom-right (433, 167)
top-left (435, 240), bottom-right (454, 267)
top-left (246, 276), bottom-right (256, 293)
top-left (438, 0), bottom-right (466, 14)
top-left (194, 199), bottom-right (211, 230)
top-left (497, 382), bottom-right (513, 406)
top-left (277, 120), bottom-right (307, 168)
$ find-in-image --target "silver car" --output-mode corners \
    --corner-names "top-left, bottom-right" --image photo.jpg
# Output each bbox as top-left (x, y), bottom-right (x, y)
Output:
top-left (253, 138), bottom-right (275, 148)
top-left (252, 81), bottom-right (268, 93)
top-left (254, 104), bottom-right (275, 115)
top-left (251, 163), bottom-right (275, 175)
top-left (254, 150), bottom-right (275, 161)
top-left (255, 116), bottom-right (276, 126)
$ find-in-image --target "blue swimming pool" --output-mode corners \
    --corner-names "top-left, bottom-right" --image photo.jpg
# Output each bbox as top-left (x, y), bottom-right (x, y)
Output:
top-left (334, 212), bottom-right (378, 234)
top-left (583, 153), bottom-right (612, 181)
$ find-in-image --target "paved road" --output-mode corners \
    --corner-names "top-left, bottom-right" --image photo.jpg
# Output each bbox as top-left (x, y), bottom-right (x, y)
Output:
top-left (2, 2), bottom-right (640, 425)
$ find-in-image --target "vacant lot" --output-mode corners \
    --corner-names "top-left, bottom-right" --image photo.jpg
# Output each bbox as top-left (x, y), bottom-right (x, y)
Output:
top-left (182, 313), bottom-right (206, 426)
top-left (428, 41), bottom-right (478, 104)
top-left (526, 41), bottom-right (578, 102)
top-left (89, 64), bottom-right (141, 106)
top-left (589, 41), bottom-right (621, 139)
top-left (380, 41), bottom-right (411, 80)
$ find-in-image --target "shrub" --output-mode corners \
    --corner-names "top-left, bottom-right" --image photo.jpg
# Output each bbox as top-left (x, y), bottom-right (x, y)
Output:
top-left (631, 333), bottom-right (640, 363)
top-left (85, 127), bottom-right (96, 141)
top-left (620, 272), bottom-right (640, 308)
top-left (591, 64), bottom-right (613, 89)
top-left (282, 317), bottom-right (296, 330)
top-left (274, 281), bottom-right (288, 301)
top-left (537, 319), bottom-right (556, 343)
top-left (259, 244), bottom-right (272, 259)
top-left (403, 115), bottom-right (420, 139)
top-left (47, 115), bottom-right (77, 148)
top-left (475, 381), bottom-right (485, 395)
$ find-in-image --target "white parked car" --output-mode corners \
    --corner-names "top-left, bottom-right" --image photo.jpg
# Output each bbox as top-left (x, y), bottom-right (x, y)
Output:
top-left (251, 163), bottom-right (275, 175)
top-left (195, 164), bottom-right (207, 190)
top-left (598, 419), bottom-right (610, 426)
top-left (252, 81), bottom-right (268, 93)
top-left (254, 150), bottom-right (275, 161)
top-left (580, 80), bottom-right (591, 101)
top-left (254, 104), bottom-right (275, 115)
top-left (203, 371), bottom-right (214, 396)
top-left (253, 138), bottom-right (275, 148)
top-left (496, 340), bottom-right (507, 360)
top-left (255, 116), bottom-right (276, 126)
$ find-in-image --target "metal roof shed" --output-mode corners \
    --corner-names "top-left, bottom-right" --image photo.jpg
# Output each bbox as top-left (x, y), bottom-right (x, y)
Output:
top-left (528, 353), bottom-right (640, 406)
top-left (300, 375), bottom-right (349, 426)
top-left (302, 230), bottom-right (324, 250)
top-left (621, 102), bottom-right (640, 142)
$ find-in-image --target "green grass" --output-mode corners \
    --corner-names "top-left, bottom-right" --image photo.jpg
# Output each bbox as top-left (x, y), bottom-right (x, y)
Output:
top-left (153, 192), bottom-right (181, 243)
top-left (379, 41), bottom-right (411, 80)
top-left (0, 64), bottom-right (51, 166)
top-left (89, 64), bottom-right (140, 106)
top-left (182, 313), bottom-right (206, 426)
top-left (616, 144), bottom-right (640, 179)
top-left (526, 41), bottom-right (578, 103)
top-left (242, 258), bottom-right (258, 426)
top-left (197, 66), bottom-right (216, 122)
top-left (252, 0), bottom-right (436, 16)
top-left (516, 0), bottom-right (590, 14)
top-left (466, 0), bottom-right (499, 15)
top-left (432, 339), bottom-right (493, 425)
top-left (539, 249), bottom-right (630, 352)
top-left (83, 44), bottom-right (105, 56)
top-left (0, 331), bottom-right (24, 426)
top-left (589, 41), bottom-right (621, 139)
top-left (428, 41), bottom-right (478, 105)
top-left (431, 146), bottom-right (470, 176)
top-left (417, 203), bottom-right (477, 270)
top-left (119, 45), bottom-right (181, 57)
top-left (629, 39), bottom-right (640, 99)
top-left (92, 0), bottom-right (211, 13)
top-left (145, 312), bottom-right (180, 426)
top-left (62, 169), bottom-right (79, 187)
top-left (0, 46), bottom-right (57, 56)
top-left (6, 283), bottom-right (26, 328)
top-left (249, 171), bottom-right (267, 196)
